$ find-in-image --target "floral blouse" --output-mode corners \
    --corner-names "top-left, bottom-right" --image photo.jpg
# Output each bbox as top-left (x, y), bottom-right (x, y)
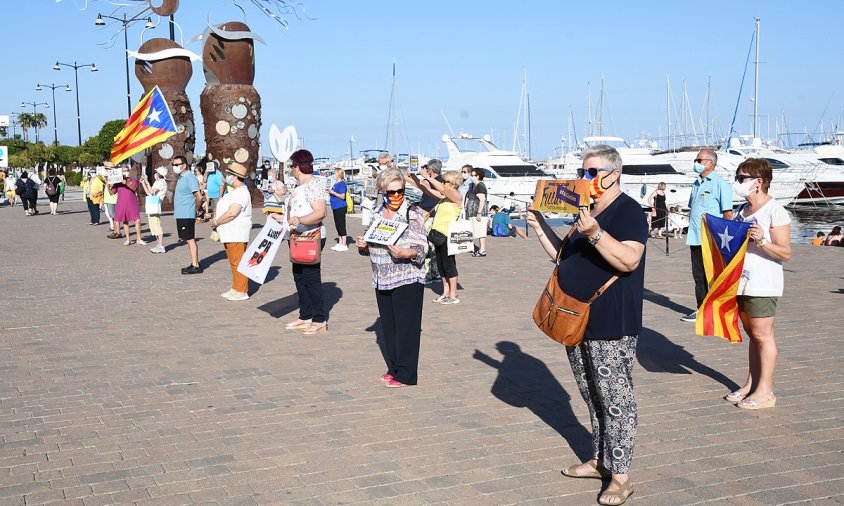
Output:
top-left (360, 199), bottom-right (428, 290)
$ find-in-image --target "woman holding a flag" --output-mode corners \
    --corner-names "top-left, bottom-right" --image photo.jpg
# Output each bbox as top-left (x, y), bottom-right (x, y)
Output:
top-left (727, 158), bottom-right (791, 410)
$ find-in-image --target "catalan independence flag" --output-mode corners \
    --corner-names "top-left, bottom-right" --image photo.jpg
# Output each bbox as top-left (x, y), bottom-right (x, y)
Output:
top-left (110, 86), bottom-right (177, 164)
top-left (695, 214), bottom-right (752, 343)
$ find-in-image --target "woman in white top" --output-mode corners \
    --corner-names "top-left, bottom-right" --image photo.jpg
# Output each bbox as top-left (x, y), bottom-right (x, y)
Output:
top-left (726, 158), bottom-right (792, 410)
top-left (140, 167), bottom-right (170, 253)
top-left (210, 162), bottom-right (253, 301)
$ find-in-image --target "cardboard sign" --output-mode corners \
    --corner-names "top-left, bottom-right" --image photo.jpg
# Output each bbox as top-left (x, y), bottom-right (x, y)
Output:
top-left (363, 216), bottom-right (408, 246)
top-left (237, 218), bottom-right (289, 284)
top-left (106, 169), bottom-right (123, 185)
top-left (364, 177), bottom-right (377, 198)
top-left (532, 179), bottom-right (590, 214)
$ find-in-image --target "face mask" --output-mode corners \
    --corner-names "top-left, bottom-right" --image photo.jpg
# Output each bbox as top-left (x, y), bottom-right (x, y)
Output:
top-left (692, 162), bottom-right (705, 174)
top-left (733, 179), bottom-right (757, 198)
top-left (226, 175), bottom-right (236, 185)
top-left (172, 166), bottom-right (182, 175)
top-left (383, 191), bottom-right (404, 211)
top-left (588, 171), bottom-right (616, 199)
top-left (462, 172), bottom-right (469, 181)
top-left (122, 172), bottom-right (129, 178)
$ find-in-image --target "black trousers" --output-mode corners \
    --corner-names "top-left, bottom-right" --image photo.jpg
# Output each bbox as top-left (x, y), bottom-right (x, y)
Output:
top-left (22, 196), bottom-right (37, 212)
top-left (86, 199), bottom-right (101, 224)
top-left (292, 262), bottom-right (326, 323)
top-left (332, 207), bottom-right (347, 237)
top-left (690, 245), bottom-right (708, 308)
top-left (376, 282), bottom-right (424, 385)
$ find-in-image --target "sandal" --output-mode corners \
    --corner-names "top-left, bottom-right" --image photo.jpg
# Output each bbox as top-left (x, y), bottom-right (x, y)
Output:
top-left (561, 462), bottom-right (610, 480)
top-left (725, 390), bottom-right (748, 403)
top-left (302, 323), bottom-right (328, 335)
top-left (107, 232), bottom-right (121, 239)
top-left (432, 295), bottom-right (448, 303)
top-left (284, 319), bottom-right (312, 330)
top-left (737, 392), bottom-right (776, 410)
top-left (598, 478), bottom-right (634, 505)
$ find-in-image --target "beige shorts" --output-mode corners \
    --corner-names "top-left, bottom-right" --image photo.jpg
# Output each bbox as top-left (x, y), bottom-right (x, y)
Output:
top-left (148, 215), bottom-right (163, 237)
top-left (471, 217), bottom-right (488, 238)
top-left (737, 296), bottom-right (778, 318)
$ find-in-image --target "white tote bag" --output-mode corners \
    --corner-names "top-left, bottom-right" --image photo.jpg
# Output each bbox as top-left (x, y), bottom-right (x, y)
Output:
top-left (145, 195), bottom-right (162, 215)
top-left (447, 207), bottom-right (474, 256)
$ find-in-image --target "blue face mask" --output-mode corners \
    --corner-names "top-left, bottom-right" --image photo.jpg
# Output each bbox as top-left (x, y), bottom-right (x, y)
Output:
top-left (692, 162), bottom-right (705, 174)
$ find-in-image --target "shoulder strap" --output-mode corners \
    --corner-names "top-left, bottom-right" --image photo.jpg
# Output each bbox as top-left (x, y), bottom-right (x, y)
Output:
top-left (556, 224), bottom-right (621, 303)
top-left (587, 274), bottom-right (620, 304)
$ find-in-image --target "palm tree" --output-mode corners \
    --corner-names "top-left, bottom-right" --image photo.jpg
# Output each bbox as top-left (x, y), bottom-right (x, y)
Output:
top-left (32, 113), bottom-right (48, 144)
top-left (15, 113), bottom-right (33, 143)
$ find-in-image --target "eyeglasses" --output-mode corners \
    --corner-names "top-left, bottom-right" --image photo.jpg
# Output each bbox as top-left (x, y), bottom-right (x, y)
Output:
top-left (735, 174), bottom-right (756, 183)
top-left (384, 188), bottom-right (405, 196)
top-left (694, 158), bottom-right (712, 164)
top-left (577, 167), bottom-right (611, 180)
top-left (172, 163), bottom-right (184, 167)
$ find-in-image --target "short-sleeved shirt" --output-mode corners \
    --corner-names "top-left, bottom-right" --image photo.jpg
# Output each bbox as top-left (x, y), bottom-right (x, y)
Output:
top-left (465, 182), bottom-right (488, 217)
top-left (289, 176), bottom-right (326, 236)
top-left (205, 170), bottom-right (224, 199)
top-left (687, 172), bottom-right (733, 246)
top-left (557, 193), bottom-right (649, 340)
top-left (492, 211), bottom-right (512, 236)
top-left (330, 181), bottom-right (348, 210)
top-left (151, 178), bottom-right (168, 197)
top-left (215, 185), bottom-right (253, 243)
top-left (174, 171), bottom-right (200, 219)
top-left (734, 199), bottom-right (791, 297)
top-left (418, 175), bottom-right (445, 213)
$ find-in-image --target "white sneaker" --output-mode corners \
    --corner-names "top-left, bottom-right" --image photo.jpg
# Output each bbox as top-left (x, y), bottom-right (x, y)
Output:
top-left (335, 244), bottom-right (349, 252)
top-left (225, 291), bottom-right (249, 301)
top-left (221, 289), bottom-right (236, 298)
top-left (330, 244), bottom-right (341, 251)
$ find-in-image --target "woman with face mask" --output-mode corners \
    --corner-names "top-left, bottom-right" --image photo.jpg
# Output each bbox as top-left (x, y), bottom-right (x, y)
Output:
top-left (355, 168), bottom-right (429, 388)
top-left (108, 168), bottom-right (145, 246)
top-left (139, 167), bottom-right (169, 253)
top-left (421, 170), bottom-right (465, 304)
top-left (726, 158), bottom-right (792, 409)
top-left (210, 163), bottom-right (254, 301)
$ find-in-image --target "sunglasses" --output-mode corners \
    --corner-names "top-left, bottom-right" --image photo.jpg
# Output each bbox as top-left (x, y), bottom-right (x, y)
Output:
top-left (384, 188), bottom-right (405, 196)
top-left (735, 174), bottom-right (756, 183)
top-left (694, 158), bottom-right (712, 164)
top-left (577, 167), bottom-right (611, 180)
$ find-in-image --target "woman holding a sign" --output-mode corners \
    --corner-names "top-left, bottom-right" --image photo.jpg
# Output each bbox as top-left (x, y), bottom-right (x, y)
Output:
top-left (422, 170), bottom-right (464, 304)
top-left (210, 162), bottom-right (254, 301)
top-left (109, 169), bottom-right (145, 246)
top-left (355, 168), bottom-right (428, 388)
top-left (139, 167), bottom-right (169, 254)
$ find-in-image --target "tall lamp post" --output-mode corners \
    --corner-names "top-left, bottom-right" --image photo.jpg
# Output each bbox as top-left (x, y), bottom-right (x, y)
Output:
top-left (36, 83), bottom-right (71, 146)
top-left (21, 101), bottom-right (50, 144)
top-left (54, 61), bottom-right (97, 146)
top-left (94, 13), bottom-right (153, 117)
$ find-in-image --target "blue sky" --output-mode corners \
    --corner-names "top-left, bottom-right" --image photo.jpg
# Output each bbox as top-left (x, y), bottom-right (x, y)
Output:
top-left (3, 0), bottom-right (843, 162)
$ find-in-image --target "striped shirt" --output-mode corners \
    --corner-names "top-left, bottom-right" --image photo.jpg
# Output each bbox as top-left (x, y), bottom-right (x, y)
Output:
top-left (361, 200), bottom-right (428, 290)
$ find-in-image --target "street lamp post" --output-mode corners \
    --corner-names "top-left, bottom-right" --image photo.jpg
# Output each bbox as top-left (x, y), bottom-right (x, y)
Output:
top-left (95, 13), bottom-right (153, 117)
top-left (54, 61), bottom-right (97, 146)
top-left (36, 83), bottom-right (71, 146)
top-left (21, 101), bottom-right (49, 144)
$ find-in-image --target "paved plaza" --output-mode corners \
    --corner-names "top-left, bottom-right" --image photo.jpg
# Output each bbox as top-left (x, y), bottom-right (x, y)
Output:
top-left (1, 190), bottom-right (842, 505)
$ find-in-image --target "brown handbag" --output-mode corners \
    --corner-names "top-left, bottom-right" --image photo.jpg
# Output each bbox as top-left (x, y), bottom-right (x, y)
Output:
top-left (532, 229), bottom-right (619, 346)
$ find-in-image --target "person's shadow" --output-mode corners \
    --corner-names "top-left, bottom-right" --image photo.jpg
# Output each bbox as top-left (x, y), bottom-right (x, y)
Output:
top-left (256, 282), bottom-right (343, 319)
top-left (636, 326), bottom-right (739, 391)
top-left (474, 342), bottom-right (592, 461)
top-left (643, 288), bottom-right (694, 315)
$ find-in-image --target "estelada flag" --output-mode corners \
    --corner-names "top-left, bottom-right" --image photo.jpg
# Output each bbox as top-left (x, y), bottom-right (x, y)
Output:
top-left (695, 213), bottom-right (752, 343)
top-left (110, 86), bottom-right (176, 164)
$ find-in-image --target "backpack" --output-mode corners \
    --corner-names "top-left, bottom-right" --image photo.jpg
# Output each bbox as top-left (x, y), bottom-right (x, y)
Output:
top-left (15, 181), bottom-right (26, 196)
top-left (46, 177), bottom-right (58, 196)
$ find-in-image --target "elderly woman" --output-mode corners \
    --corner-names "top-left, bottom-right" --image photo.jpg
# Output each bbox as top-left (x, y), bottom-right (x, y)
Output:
top-left (109, 168), bottom-right (145, 246)
top-left (418, 170), bottom-right (464, 304)
top-left (527, 145), bottom-right (647, 506)
top-left (355, 168), bottom-right (428, 388)
top-left (725, 158), bottom-right (792, 409)
top-left (328, 168), bottom-right (349, 251)
top-left (276, 149), bottom-right (329, 334)
top-left (210, 163), bottom-right (253, 301)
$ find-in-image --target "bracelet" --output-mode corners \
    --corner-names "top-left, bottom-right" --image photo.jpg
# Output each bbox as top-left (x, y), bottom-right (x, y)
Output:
top-left (588, 228), bottom-right (604, 246)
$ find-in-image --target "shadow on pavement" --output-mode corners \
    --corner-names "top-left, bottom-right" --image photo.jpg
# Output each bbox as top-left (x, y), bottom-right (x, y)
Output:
top-left (256, 282), bottom-right (342, 319)
top-left (365, 317), bottom-right (389, 369)
top-left (636, 326), bottom-right (739, 391)
top-left (200, 249), bottom-right (229, 269)
top-left (474, 341), bottom-right (592, 462)
top-left (643, 288), bottom-right (694, 315)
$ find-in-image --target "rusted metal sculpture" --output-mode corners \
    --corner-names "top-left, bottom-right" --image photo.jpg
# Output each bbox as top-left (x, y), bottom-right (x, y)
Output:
top-left (146, 0), bottom-right (179, 16)
top-left (132, 37), bottom-right (198, 210)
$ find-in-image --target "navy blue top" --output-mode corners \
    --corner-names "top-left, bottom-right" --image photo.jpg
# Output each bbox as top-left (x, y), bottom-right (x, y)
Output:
top-left (556, 193), bottom-right (648, 340)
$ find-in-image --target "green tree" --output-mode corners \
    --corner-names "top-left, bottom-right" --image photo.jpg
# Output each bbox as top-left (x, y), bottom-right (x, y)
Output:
top-left (78, 151), bottom-right (101, 167)
top-left (83, 119), bottom-right (127, 161)
top-left (15, 113), bottom-right (34, 142)
top-left (9, 151), bottom-right (33, 168)
top-left (55, 145), bottom-right (81, 166)
top-left (32, 113), bottom-right (48, 143)
top-left (28, 144), bottom-right (58, 165)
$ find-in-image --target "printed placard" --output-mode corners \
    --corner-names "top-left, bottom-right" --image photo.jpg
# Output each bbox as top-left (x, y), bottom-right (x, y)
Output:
top-left (106, 169), bottom-right (123, 185)
top-left (363, 216), bottom-right (408, 246)
top-left (532, 179), bottom-right (590, 214)
top-left (237, 218), bottom-right (290, 284)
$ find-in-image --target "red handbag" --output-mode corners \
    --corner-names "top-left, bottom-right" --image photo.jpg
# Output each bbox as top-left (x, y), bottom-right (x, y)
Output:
top-left (289, 229), bottom-right (321, 265)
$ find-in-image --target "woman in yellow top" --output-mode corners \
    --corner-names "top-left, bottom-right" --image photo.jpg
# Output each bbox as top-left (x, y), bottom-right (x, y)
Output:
top-left (420, 170), bottom-right (463, 304)
top-left (81, 170), bottom-right (105, 225)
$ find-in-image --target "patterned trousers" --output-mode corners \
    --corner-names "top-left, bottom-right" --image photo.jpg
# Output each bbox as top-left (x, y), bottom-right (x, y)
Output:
top-left (567, 335), bottom-right (638, 474)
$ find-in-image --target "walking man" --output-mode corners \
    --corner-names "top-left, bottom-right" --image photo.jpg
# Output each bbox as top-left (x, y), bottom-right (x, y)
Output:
top-left (172, 155), bottom-right (203, 274)
top-left (682, 148), bottom-right (733, 322)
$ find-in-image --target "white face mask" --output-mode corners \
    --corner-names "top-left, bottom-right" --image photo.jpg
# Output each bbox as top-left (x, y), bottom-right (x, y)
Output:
top-left (733, 178), bottom-right (757, 198)
top-left (226, 175), bottom-right (236, 185)
top-left (172, 166), bottom-right (182, 175)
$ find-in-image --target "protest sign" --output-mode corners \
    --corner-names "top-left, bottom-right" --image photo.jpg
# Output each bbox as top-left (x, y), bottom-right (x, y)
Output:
top-left (237, 218), bottom-right (289, 284)
top-left (363, 216), bottom-right (408, 246)
top-left (106, 169), bottom-right (123, 185)
top-left (364, 177), bottom-right (377, 198)
top-left (532, 179), bottom-right (590, 214)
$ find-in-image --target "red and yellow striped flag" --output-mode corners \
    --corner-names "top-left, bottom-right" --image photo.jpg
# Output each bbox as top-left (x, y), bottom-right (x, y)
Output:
top-left (695, 213), bottom-right (752, 343)
top-left (110, 86), bottom-right (176, 164)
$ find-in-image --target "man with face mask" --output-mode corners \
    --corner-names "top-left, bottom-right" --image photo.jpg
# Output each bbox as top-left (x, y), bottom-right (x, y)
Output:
top-left (172, 155), bottom-right (203, 274)
top-left (682, 148), bottom-right (733, 322)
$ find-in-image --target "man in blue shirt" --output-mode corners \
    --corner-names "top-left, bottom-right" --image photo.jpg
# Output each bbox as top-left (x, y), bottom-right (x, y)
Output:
top-left (205, 161), bottom-right (224, 216)
top-left (490, 205), bottom-right (528, 238)
top-left (682, 148), bottom-right (733, 321)
top-left (172, 156), bottom-right (203, 274)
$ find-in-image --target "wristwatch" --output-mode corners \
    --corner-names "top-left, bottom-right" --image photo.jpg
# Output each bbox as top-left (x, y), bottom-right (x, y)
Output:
top-left (757, 237), bottom-right (767, 248)
top-left (589, 228), bottom-right (604, 246)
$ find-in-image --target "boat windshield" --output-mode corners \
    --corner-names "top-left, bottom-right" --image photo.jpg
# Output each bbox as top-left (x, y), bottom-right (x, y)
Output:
top-left (620, 164), bottom-right (679, 175)
top-left (819, 157), bottom-right (844, 166)
top-left (489, 165), bottom-right (547, 177)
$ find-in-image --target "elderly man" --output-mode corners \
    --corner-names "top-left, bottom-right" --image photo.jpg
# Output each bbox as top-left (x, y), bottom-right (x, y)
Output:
top-left (527, 144), bottom-right (646, 506)
top-left (682, 148), bottom-right (733, 322)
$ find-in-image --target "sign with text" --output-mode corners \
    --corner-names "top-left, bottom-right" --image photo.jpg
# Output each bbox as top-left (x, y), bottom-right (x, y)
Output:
top-left (237, 218), bottom-right (289, 284)
top-left (532, 179), bottom-right (590, 214)
top-left (0, 146), bottom-right (7, 168)
top-left (105, 169), bottom-right (123, 185)
top-left (363, 216), bottom-right (408, 246)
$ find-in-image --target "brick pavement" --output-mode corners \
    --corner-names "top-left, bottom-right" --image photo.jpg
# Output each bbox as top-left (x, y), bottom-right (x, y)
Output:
top-left (1, 189), bottom-right (842, 505)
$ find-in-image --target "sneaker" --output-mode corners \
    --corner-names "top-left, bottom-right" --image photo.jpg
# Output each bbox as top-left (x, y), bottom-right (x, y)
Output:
top-left (137, 239), bottom-right (148, 246)
top-left (335, 244), bottom-right (349, 252)
top-left (123, 240), bottom-right (135, 246)
top-left (681, 310), bottom-right (697, 322)
top-left (380, 373), bottom-right (394, 383)
top-left (225, 291), bottom-right (249, 301)
top-left (221, 289), bottom-right (236, 298)
top-left (330, 244), bottom-right (342, 251)
top-left (181, 265), bottom-right (203, 275)
top-left (150, 246), bottom-right (166, 254)
top-left (471, 251), bottom-right (487, 257)
top-left (384, 379), bottom-right (409, 388)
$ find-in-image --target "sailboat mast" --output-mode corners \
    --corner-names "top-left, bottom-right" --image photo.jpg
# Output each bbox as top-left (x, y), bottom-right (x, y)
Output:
top-left (385, 63), bottom-right (397, 156)
top-left (666, 75), bottom-right (672, 151)
top-left (527, 93), bottom-right (532, 160)
top-left (753, 18), bottom-right (760, 139)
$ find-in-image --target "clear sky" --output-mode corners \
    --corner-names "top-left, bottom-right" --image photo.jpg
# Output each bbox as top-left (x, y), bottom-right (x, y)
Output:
top-left (3, 0), bottom-right (843, 162)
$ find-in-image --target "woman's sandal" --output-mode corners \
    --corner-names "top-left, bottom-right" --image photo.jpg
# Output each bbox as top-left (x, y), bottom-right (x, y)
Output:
top-left (725, 390), bottom-right (748, 403)
top-left (561, 462), bottom-right (610, 480)
top-left (107, 232), bottom-right (121, 239)
top-left (598, 478), bottom-right (634, 505)
top-left (284, 319), bottom-right (311, 330)
top-left (432, 295), bottom-right (448, 303)
top-left (737, 392), bottom-right (776, 410)
top-left (302, 322), bottom-right (328, 335)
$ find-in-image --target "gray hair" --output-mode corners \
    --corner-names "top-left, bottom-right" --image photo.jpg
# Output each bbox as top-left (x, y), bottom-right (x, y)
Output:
top-left (582, 144), bottom-right (623, 173)
top-left (426, 159), bottom-right (442, 174)
top-left (698, 147), bottom-right (718, 165)
top-left (378, 152), bottom-right (391, 163)
top-left (375, 168), bottom-right (405, 191)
